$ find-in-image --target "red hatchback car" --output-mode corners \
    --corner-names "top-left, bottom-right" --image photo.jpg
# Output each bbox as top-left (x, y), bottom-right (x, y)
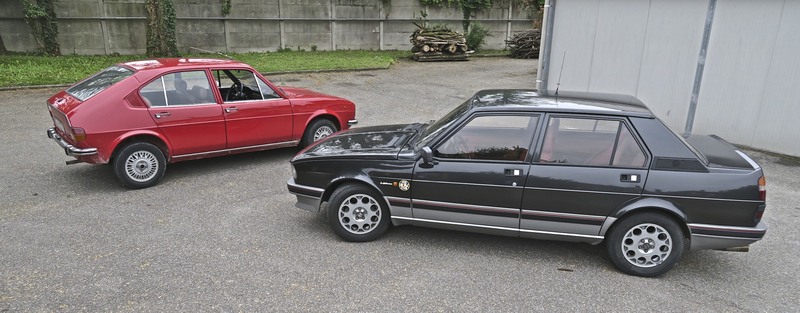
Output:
top-left (46, 58), bottom-right (357, 189)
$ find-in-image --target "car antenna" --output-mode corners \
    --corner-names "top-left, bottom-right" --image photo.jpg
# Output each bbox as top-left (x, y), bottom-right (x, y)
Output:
top-left (555, 51), bottom-right (566, 100)
top-left (189, 47), bottom-right (234, 60)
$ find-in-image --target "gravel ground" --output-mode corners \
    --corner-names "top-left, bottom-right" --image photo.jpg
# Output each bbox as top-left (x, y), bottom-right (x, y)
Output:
top-left (1, 58), bottom-right (798, 312)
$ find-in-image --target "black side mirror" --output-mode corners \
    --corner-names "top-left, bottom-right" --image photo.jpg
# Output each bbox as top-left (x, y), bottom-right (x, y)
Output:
top-left (421, 146), bottom-right (436, 167)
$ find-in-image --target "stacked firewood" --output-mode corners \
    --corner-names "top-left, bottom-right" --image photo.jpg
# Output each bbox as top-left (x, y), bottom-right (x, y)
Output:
top-left (506, 29), bottom-right (541, 59)
top-left (410, 23), bottom-right (469, 55)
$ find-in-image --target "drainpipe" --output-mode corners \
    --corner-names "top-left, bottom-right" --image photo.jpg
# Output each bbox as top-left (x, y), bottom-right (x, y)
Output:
top-left (536, 0), bottom-right (556, 96)
top-left (685, 0), bottom-right (717, 134)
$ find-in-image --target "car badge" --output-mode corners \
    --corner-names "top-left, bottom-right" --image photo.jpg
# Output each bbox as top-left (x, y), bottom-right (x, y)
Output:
top-left (398, 180), bottom-right (410, 191)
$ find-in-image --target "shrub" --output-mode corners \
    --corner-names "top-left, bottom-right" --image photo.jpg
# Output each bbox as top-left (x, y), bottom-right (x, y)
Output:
top-left (466, 22), bottom-right (490, 52)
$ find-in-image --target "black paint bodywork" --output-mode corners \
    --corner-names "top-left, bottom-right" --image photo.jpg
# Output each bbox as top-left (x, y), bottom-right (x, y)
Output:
top-left (288, 89), bottom-right (767, 249)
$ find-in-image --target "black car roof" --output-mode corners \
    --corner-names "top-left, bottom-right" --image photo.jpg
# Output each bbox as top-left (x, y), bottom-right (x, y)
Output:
top-left (469, 89), bottom-right (655, 118)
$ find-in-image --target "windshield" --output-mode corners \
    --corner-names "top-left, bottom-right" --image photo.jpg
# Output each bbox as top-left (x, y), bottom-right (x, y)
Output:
top-left (416, 100), bottom-right (471, 148)
top-left (67, 66), bottom-right (134, 101)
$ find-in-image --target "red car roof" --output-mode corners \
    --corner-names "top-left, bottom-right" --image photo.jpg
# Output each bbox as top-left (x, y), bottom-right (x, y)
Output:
top-left (122, 58), bottom-right (245, 71)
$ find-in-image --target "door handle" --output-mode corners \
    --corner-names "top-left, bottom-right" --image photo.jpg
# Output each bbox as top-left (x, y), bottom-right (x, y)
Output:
top-left (504, 169), bottom-right (523, 176)
top-left (620, 174), bottom-right (640, 183)
top-left (225, 107), bottom-right (239, 113)
top-left (154, 112), bottom-right (171, 119)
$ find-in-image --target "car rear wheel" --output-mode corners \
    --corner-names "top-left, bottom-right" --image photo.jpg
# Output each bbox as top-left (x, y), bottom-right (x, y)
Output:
top-left (113, 142), bottom-right (166, 189)
top-left (327, 184), bottom-right (390, 242)
top-left (302, 119), bottom-right (337, 147)
top-left (606, 212), bottom-right (685, 277)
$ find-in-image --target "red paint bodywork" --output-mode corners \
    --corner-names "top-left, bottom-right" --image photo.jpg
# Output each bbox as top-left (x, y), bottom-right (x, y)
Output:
top-left (46, 58), bottom-right (356, 164)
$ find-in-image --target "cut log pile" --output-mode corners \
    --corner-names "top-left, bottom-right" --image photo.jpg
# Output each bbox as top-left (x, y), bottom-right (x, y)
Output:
top-left (506, 29), bottom-right (541, 59)
top-left (410, 23), bottom-right (471, 61)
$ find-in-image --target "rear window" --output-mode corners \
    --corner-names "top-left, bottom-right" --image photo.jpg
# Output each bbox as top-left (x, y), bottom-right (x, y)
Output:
top-left (67, 66), bottom-right (134, 101)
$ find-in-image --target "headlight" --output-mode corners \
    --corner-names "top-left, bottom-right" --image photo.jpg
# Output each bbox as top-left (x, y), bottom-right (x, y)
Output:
top-left (291, 164), bottom-right (297, 180)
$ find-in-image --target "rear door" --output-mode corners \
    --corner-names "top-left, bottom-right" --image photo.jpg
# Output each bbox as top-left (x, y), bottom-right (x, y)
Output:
top-left (211, 69), bottom-right (294, 148)
top-left (142, 70), bottom-right (226, 156)
top-left (522, 115), bottom-right (649, 238)
top-left (411, 113), bottom-right (540, 232)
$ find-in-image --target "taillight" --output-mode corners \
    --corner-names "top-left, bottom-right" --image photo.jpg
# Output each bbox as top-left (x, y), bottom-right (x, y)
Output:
top-left (72, 127), bottom-right (87, 142)
top-left (758, 176), bottom-right (766, 201)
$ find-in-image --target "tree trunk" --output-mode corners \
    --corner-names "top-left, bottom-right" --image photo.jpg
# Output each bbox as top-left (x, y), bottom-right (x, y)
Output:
top-left (0, 34), bottom-right (7, 54)
top-left (462, 8), bottom-right (472, 33)
top-left (145, 0), bottom-right (178, 58)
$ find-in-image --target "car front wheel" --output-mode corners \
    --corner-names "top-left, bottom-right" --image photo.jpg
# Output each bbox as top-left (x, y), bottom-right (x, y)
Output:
top-left (606, 212), bottom-right (685, 277)
top-left (302, 119), bottom-right (337, 147)
top-left (113, 142), bottom-right (166, 189)
top-left (327, 184), bottom-right (390, 242)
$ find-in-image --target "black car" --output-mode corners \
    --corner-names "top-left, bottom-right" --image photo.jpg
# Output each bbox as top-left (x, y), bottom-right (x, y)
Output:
top-left (287, 90), bottom-right (767, 277)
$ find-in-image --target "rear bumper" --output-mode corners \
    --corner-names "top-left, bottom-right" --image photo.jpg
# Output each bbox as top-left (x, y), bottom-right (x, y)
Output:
top-left (287, 178), bottom-right (324, 212)
top-left (47, 128), bottom-right (97, 156)
top-left (689, 221), bottom-right (767, 250)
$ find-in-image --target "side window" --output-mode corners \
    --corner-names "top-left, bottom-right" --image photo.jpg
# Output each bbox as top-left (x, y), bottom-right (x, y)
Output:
top-left (139, 71), bottom-right (214, 107)
top-left (213, 69), bottom-right (264, 102)
top-left (435, 115), bottom-right (537, 161)
top-left (257, 77), bottom-right (281, 99)
top-left (538, 117), bottom-right (646, 167)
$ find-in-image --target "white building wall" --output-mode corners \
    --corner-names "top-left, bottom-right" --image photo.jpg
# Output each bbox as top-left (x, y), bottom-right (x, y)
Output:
top-left (541, 0), bottom-right (800, 157)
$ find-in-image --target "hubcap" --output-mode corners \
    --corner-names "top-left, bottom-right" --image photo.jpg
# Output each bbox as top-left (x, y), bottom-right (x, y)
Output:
top-left (125, 151), bottom-right (159, 182)
top-left (338, 194), bottom-right (381, 234)
top-left (621, 223), bottom-right (673, 268)
top-left (313, 126), bottom-right (334, 141)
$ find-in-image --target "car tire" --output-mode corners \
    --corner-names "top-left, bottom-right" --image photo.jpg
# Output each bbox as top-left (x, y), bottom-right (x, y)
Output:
top-left (113, 142), bottom-right (167, 189)
top-left (327, 184), bottom-right (390, 242)
top-left (301, 118), bottom-right (337, 147)
top-left (606, 212), bottom-right (685, 277)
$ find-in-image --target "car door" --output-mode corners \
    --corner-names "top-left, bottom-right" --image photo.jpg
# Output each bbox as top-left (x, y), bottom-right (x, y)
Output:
top-left (141, 70), bottom-right (226, 156)
top-left (411, 113), bottom-right (540, 232)
top-left (521, 115), bottom-right (649, 239)
top-left (212, 69), bottom-right (294, 148)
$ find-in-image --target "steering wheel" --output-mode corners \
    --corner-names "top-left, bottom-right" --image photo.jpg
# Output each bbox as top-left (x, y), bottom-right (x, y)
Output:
top-left (226, 82), bottom-right (244, 101)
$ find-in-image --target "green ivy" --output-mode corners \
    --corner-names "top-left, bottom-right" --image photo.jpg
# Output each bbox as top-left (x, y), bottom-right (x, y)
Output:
top-left (20, 0), bottom-right (60, 56)
top-left (145, 0), bottom-right (178, 57)
top-left (221, 0), bottom-right (231, 16)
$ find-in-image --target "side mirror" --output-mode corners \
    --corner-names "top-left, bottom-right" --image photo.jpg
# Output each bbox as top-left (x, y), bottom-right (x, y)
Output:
top-left (421, 146), bottom-right (434, 165)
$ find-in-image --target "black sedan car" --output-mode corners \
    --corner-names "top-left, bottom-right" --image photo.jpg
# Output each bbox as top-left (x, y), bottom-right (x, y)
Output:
top-left (287, 90), bottom-right (767, 277)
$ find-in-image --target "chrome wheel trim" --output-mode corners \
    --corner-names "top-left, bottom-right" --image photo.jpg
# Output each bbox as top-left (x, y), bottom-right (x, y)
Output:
top-left (124, 150), bottom-right (159, 183)
top-left (621, 223), bottom-right (673, 268)
top-left (313, 125), bottom-right (335, 141)
top-left (338, 194), bottom-right (381, 235)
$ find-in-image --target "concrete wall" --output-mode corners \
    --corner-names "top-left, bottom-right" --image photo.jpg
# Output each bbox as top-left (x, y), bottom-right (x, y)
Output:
top-left (0, 0), bottom-right (533, 55)
top-left (539, 0), bottom-right (800, 157)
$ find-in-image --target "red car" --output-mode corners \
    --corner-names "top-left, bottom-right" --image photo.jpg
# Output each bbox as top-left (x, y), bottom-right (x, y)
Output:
top-left (46, 58), bottom-right (357, 189)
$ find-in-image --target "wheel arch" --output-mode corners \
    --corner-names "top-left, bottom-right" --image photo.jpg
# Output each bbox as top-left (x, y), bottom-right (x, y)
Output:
top-left (321, 176), bottom-right (389, 211)
top-left (601, 198), bottom-right (691, 240)
top-left (306, 112), bottom-right (341, 132)
top-left (109, 131), bottom-right (171, 164)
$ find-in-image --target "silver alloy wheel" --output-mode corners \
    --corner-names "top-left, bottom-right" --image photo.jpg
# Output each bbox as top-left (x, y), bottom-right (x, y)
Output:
top-left (313, 125), bottom-right (335, 142)
top-left (621, 223), bottom-right (673, 268)
top-left (124, 150), bottom-right (159, 183)
top-left (338, 194), bottom-right (381, 234)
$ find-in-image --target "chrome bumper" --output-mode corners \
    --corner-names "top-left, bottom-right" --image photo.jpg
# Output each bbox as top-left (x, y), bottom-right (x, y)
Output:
top-left (47, 128), bottom-right (97, 156)
top-left (347, 119), bottom-right (358, 126)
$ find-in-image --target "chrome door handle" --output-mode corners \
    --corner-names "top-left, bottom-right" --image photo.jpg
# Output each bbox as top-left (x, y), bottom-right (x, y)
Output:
top-left (620, 174), bottom-right (640, 182)
top-left (504, 169), bottom-right (523, 176)
top-left (154, 112), bottom-right (171, 119)
top-left (225, 107), bottom-right (239, 113)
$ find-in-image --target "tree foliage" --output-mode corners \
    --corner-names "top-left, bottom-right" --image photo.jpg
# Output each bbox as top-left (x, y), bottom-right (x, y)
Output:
top-left (145, 0), bottom-right (178, 58)
top-left (20, 0), bottom-right (60, 56)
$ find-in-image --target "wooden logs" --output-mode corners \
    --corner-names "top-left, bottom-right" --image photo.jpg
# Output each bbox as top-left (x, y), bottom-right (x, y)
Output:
top-left (505, 29), bottom-right (542, 59)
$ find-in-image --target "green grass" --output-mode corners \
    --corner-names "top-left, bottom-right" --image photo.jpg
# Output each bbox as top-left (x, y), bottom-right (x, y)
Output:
top-left (0, 50), bottom-right (412, 87)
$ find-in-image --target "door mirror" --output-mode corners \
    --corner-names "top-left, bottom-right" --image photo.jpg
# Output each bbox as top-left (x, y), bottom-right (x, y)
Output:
top-left (421, 146), bottom-right (434, 165)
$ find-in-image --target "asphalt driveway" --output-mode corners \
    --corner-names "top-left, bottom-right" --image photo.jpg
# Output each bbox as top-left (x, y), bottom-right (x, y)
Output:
top-left (1, 58), bottom-right (798, 311)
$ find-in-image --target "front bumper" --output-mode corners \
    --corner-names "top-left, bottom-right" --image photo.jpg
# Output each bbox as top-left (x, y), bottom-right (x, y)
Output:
top-left (347, 119), bottom-right (358, 126)
top-left (689, 221), bottom-right (767, 250)
top-left (287, 178), bottom-right (324, 212)
top-left (47, 128), bottom-right (97, 156)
